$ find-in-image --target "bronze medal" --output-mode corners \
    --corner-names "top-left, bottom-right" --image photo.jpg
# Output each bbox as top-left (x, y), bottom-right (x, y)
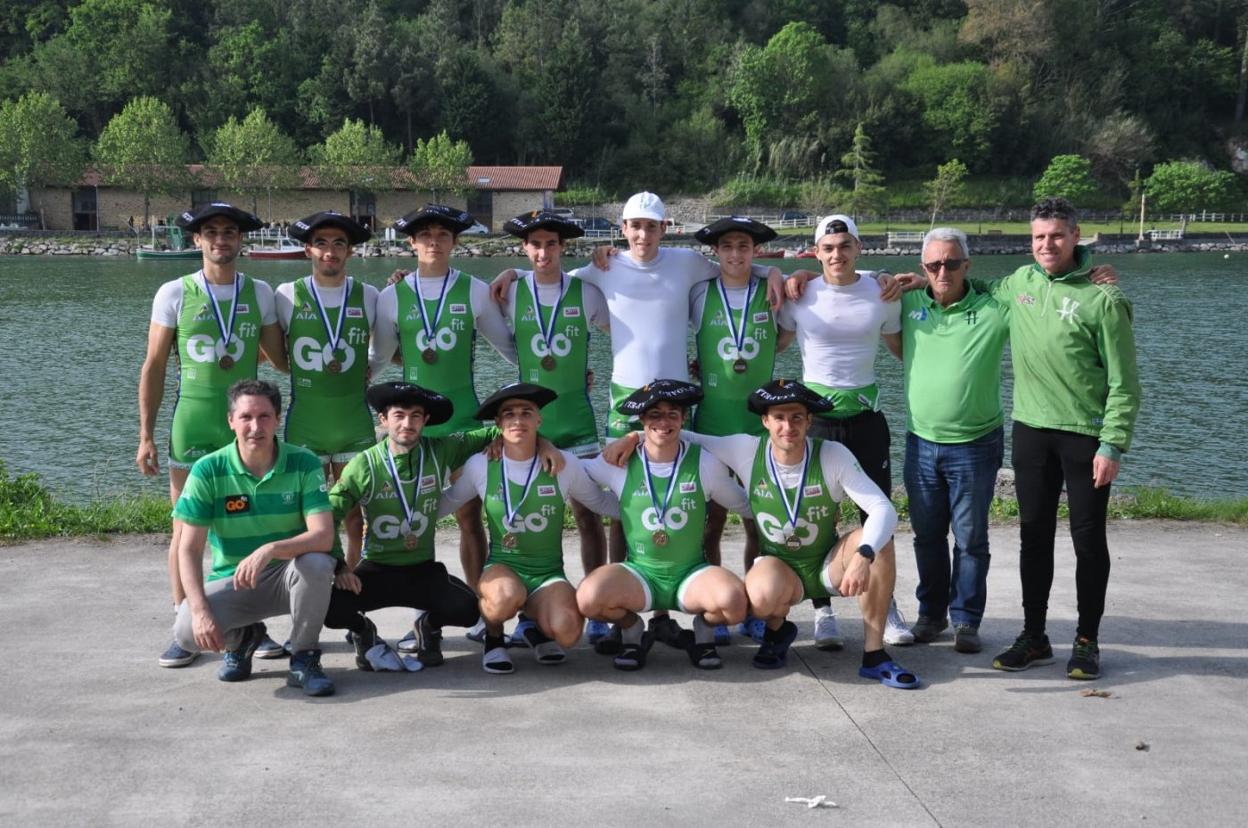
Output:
top-left (421, 347), bottom-right (438, 364)
top-left (218, 355), bottom-right (235, 370)
top-left (652, 529), bottom-right (669, 547)
top-left (541, 354), bottom-right (557, 371)
top-left (326, 358), bottom-right (342, 374)
top-left (404, 532), bottom-right (419, 550)
top-left (502, 532), bottom-right (519, 549)
top-left (784, 534), bottom-right (802, 551)
top-left (732, 357), bottom-right (748, 374)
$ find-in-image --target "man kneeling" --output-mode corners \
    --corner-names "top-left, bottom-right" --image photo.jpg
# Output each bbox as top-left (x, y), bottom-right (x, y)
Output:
top-left (172, 380), bottom-right (337, 696)
top-left (580, 380), bottom-right (750, 671)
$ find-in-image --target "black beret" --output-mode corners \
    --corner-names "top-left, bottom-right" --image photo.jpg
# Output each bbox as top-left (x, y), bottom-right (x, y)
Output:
top-left (503, 210), bottom-right (585, 241)
top-left (289, 210), bottom-right (372, 245)
top-left (747, 379), bottom-right (835, 416)
top-left (616, 379), bottom-right (703, 415)
top-left (694, 216), bottom-right (777, 246)
top-left (365, 382), bottom-right (453, 425)
top-left (475, 383), bottom-right (558, 421)
top-left (393, 204), bottom-right (475, 236)
top-left (175, 202), bottom-right (264, 233)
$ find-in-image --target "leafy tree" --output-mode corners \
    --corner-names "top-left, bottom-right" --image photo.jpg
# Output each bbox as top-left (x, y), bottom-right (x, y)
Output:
top-left (410, 131), bottom-right (473, 200)
top-left (902, 59), bottom-right (999, 168)
top-left (0, 93), bottom-right (86, 213)
top-left (93, 96), bottom-right (190, 228)
top-left (206, 108), bottom-right (302, 220)
top-left (834, 123), bottom-right (885, 218)
top-left (1145, 161), bottom-right (1238, 213)
top-left (527, 19), bottom-right (600, 171)
top-left (345, 0), bottom-right (392, 125)
top-left (1085, 112), bottom-right (1155, 189)
top-left (925, 158), bottom-right (968, 227)
top-left (1033, 154), bottom-right (1098, 203)
top-left (310, 118), bottom-right (403, 191)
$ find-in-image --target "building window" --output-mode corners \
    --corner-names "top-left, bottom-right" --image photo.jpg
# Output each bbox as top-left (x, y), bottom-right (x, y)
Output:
top-left (72, 187), bottom-right (97, 231)
top-left (350, 191), bottom-right (376, 230)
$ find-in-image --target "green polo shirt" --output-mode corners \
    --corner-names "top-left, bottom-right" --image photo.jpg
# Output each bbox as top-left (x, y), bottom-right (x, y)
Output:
top-left (173, 440), bottom-right (331, 581)
top-left (901, 284), bottom-right (1010, 443)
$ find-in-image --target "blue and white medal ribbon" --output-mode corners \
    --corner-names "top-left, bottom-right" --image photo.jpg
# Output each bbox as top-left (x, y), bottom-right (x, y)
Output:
top-left (384, 442), bottom-right (424, 549)
top-left (640, 441), bottom-right (685, 546)
top-left (717, 276), bottom-right (756, 373)
top-left (766, 438), bottom-right (810, 550)
top-left (413, 269), bottom-right (454, 363)
top-left (308, 276), bottom-right (351, 373)
top-left (200, 271), bottom-right (241, 369)
top-left (526, 271), bottom-right (565, 370)
top-left (500, 454), bottom-right (539, 548)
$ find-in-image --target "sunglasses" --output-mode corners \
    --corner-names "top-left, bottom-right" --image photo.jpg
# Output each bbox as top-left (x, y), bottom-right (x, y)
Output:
top-left (922, 259), bottom-right (967, 274)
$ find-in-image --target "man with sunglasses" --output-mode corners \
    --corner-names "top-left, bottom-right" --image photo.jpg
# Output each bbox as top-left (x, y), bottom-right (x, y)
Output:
top-left (899, 228), bottom-right (1009, 655)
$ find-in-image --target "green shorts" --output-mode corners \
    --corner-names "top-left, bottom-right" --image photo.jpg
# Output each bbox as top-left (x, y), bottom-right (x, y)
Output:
top-left (170, 393), bottom-right (232, 468)
top-left (621, 560), bottom-right (710, 613)
top-left (483, 560), bottom-right (568, 597)
top-left (765, 538), bottom-right (843, 601)
top-left (284, 393), bottom-right (375, 461)
top-left (606, 382), bottom-right (644, 440)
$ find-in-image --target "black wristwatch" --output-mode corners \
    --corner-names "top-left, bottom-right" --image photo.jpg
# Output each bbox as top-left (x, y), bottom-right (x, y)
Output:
top-left (857, 544), bottom-right (876, 563)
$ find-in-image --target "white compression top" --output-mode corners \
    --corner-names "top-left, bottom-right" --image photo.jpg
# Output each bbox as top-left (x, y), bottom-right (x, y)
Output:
top-left (437, 451), bottom-right (620, 520)
top-left (150, 273), bottom-right (277, 327)
top-left (370, 271), bottom-right (518, 374)
top-left (679, 432), bottom-right (897, 552)
top-left (688, 277), bottom-right (762, 329)
top-left (776, 272), bottom-right (901, 389)
top-left (503, 271), bottom-right (610, 330)
top-left (274, 277), bottom-right (379, 331)
top-left (583, 441), bottom-right (753, 518)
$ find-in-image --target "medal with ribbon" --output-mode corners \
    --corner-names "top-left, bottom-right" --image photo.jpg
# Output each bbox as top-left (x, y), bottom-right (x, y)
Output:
top-left (500, 454), bottom-right (539, 549)
top-left (717, 276), bottom-right (756, 374)
top-left (526, 271), bottom-right (565, 371)
top-left (413, 269), bottom-right (454, 364)
top-left (384, 442), bottom-right (425, 550)
top-left (640, 441), bottom-right (686, 547)
top-left (201, 271), bottom-right (242, 370)
top-left (308, 276), bottom-right (351, 374)
top-left (766, 437), bottom-right (810, 551)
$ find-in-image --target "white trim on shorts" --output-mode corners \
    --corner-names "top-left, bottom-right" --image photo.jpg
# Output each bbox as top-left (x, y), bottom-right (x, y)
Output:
top-left (320, 450), bottom-right (362, 466)
top-left (819, 536), bottom-right (844, 598)
top-left (676, 564), bottom-right (714, 613)
top-left (620, 562), bottom-right (654, 613)
top-left (168, 459), bottom-right (194, 471)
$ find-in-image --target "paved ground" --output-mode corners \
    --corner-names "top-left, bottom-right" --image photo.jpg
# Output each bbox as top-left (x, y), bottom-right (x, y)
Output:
top-left (1, 522), bottom-right (1245, 826)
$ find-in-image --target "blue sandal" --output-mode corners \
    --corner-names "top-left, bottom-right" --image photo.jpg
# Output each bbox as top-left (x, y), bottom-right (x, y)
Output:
top-left (858, 660), bottom-right (920, 689)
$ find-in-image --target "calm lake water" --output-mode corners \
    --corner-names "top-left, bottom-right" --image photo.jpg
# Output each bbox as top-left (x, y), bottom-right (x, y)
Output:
top-left (0, 251), bottom-right (1243, 501)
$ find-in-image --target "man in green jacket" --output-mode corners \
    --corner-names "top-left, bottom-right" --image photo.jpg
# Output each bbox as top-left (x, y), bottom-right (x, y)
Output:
top-left (987, 198), bottom-right (1141, 680)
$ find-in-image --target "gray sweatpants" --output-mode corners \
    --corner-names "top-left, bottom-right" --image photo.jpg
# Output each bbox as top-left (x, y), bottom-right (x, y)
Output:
top-left (173, 553), bottom-right (335, 654)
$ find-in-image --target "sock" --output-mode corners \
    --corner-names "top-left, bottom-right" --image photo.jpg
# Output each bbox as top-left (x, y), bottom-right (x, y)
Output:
top-left (484, 633), bottom-right (506, 652)
top-left (621, 618), bottom-right (644, 645)
top-left (811, 597), bottom-right (831, 610)
top-left (763, 622), bottom-right (791, 644)
top-left (693, 615), bottom-right (714, 645)
top-left (862, 648), bottom-right (891, 669)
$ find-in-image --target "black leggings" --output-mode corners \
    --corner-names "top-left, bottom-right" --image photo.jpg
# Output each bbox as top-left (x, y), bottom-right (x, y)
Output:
top-left (323, 559), bottom-right (479, 634)
top-left (1012, 423), bottom-right (1111, 641)
top-left (806, 410), bottom-right (893, 608)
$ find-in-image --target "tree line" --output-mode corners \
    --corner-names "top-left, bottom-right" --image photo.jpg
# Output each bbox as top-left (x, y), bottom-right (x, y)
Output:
top-left (1, 0), bottom-right (1247, 212)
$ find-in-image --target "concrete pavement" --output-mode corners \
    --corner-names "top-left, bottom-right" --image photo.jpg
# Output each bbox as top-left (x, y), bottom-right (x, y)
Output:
top-left (0, 522), bottom-right (1245, 826)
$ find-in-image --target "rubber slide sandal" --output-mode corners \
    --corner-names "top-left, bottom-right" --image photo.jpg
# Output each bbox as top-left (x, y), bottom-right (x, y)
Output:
top-left (858, 660), bottom-right (920, 689)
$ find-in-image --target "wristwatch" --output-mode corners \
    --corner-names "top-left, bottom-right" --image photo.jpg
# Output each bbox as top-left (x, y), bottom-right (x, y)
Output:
top-left (857, 544), bottom-right (876, 563)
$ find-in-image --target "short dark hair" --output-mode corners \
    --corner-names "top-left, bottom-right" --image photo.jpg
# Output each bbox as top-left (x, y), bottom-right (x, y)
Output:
top-left (227, 379), bottom-right (282, 416)
top-left (408, 218), bottom-right (460, 240)
top-left (1031, 197), bottom-right (1079, 228)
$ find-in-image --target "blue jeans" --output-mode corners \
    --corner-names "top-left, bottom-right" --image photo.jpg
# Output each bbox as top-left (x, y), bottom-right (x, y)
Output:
top-left (903, 427), bottom-right (1003, 627)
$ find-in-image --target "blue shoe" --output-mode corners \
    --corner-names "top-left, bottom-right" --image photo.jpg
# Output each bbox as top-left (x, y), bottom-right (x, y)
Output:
top-left (736, 616), bottom-right (767, 643)
top-left (713, 624), bottom-right (731, 646)
top-left (158, 640), bottom-right (197, 668)
top-left (585, 619), bottom-right (611, 645)
top-left (254, 626), bottom-right (288, 660)
top-left (511, 616), bottom-right (537, 648)
top-left (287, 649), bottom-right (335, 696)
top-left (217, 623), bottom-right (262, 682)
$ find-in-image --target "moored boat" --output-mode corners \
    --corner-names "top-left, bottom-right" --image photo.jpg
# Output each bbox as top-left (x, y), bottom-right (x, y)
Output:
top-left (246, 237), bottom-right (306, 260)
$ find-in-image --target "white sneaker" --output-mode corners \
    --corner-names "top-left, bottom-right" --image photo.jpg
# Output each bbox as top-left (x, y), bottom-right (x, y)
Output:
top-left (814, 605), bottom-right (844, 651)
top-left (884, 601), bottom-right (916, 646)
top-left (465, 618), bottom-right (487, 643)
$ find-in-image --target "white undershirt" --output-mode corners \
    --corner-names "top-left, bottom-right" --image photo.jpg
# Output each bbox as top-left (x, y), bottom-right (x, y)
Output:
top-left (503, 271), bottom-right (610, 330)
top-left (689, 278), bottom-right (758, 329)
top-left (583, 442), bottom-right (752, 518)
top-left (438, 451), bottom-right (620, 520)
top-left (150, 274), bottom-right (277, 328)
top-left (274, 277), bottom-right (379, 331)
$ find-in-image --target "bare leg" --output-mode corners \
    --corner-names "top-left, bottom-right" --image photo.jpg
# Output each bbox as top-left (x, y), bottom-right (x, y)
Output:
top-left (166, 467), bottom-right (190, 605)
top-left (744, 556), bottom-right (804, 629)
top-left (608, 518), bottom-right (627, 564)
top-left (825, 529), bottom-right (897, 652)
top-left (680, 566), bottom-right (748, 626)
top-left (479, 565), bottom-right (527, 637)
top-left (456, 498), bottom-right (487, 591)
top-left (528, 581), bottom-right (583, 648)
top-left (571, 499), bottom-right (606, 577)
top-left (702, 501), bottom-right (726, 567)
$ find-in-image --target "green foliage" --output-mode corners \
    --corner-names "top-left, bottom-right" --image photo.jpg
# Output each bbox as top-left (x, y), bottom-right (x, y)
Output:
top-left (1033, 155), bottom-right (1099, 203)
top-left (925, 158), bottom-right (969, 226)
top-left (1144, 160), bottom-right (1239, 213)
top-left (709, 175), bottom-right (802, 208)
top-left (411, 131), bottom-right (473, 198)
top-left (310, 118), bottom-right (403, 190)
top-left (902, 59), bottom-right (999, 169)
top-left (206, 108), bottom-right (302, 217)
top-left (834, 123), bottom-right (885, 218)
top-left (0, 461), bottom-right (169, 540)
top-left (93, 96), bottom-right (190, 221)
top-left (0, 92), bottom-right (85, 198)
top-left (557, 183), bottom-right (614, 206)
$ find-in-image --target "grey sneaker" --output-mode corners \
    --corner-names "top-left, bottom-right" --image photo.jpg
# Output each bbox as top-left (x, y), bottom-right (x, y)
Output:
top-left (883, 601), bottom-right (915, 646)
top-left (953, 624), bottom-right (982, 653)
top-left (814, 604), bottom-right (844, 651)
top-left (158, 640), bottom-right (197, 668)
top-left (254, 624), bottom-right (288, 660)
top-left (911, 615), bottom-right (950, 643)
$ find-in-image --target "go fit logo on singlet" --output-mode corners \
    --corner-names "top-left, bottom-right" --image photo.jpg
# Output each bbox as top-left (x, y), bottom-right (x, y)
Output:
top-left (290, 327), bottom-right (369, 372)
top-left (185, 324), bottom-right (259, 364)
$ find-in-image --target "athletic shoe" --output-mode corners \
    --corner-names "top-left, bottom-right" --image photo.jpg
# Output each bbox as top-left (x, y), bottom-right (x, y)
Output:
top-left (158, 641), bottom-right (197, 668)
top-left (287, 649), bottom-right (335, 696)
top-left (1066, 636), bottom-right (1101, 680)
top-left (737, 616), bottom-right (767, 643)
top-left (482, 636), bottom-right (515, 675)
top-left (910, 615), bottom-right (949, 644)
top-left (410, 612), bottom-right (444, 667)
top-left (510, 615), bottom-right (537, 648)
top-left (752, 621), bottom-right (799, 670)
top-left (814, 605), bottom-right (843, 651)
top-left (992, 631), bottom-right (1055, 672)
top-left (217, 623), bottom-right (262, 682)
top-left (585, 619), bottom-right (611, 645)
top-left (352, 617), bottom-right (381, 671)
top-left (254, 625), bottom-right (287, 660)
top-left (953, 624), bottom-right (982, 654)
top-left (713, 624), bottom-right (732, 646)
top-left (465, 618), bottom-right (487, 643)
top-left (649, 615), bottom-right (686, 649)
top-left (396, 630), bottom-right (418, 653)
top-left (593, 623), bottom-right (622, 655)
top-left (884, 602), bottom-right (916, 646)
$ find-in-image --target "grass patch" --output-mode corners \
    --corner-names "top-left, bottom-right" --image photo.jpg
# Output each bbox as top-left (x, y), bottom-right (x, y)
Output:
top-left (1, 461), bottom-right (169, 540)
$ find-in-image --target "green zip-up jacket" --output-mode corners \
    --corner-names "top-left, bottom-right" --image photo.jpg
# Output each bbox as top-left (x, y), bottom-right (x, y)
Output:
top-left (979, 246), bottom-right (1141, 457)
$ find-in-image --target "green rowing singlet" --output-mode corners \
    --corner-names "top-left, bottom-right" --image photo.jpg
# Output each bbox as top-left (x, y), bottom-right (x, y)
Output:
top-left (693, 276), bottom-right (775, 436)
top-left (396, 271), bottom-right (478, 437)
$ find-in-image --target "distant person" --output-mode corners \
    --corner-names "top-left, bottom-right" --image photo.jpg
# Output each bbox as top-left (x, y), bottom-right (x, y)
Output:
top-left (171, 380), bottom-right (337, 697)
top-left (138, 202), bottom-right (289, 669)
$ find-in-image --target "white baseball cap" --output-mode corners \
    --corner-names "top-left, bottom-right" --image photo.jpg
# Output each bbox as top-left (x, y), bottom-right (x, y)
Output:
top-left (621, 191), bottom-right (666, 222)
top-left (814, 214), bottom-right (860, 243)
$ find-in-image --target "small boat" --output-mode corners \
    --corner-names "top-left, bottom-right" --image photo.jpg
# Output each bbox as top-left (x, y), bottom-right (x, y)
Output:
top-left (794, 247), bottom-right (818, 259)
top-left (136, 225), bottom-right (200, 260)
top-left (136, 247), bottom-right (201, 260)
top-left (246, 237), bottom-right (306, 260)
top-left (754, 248), bottom-right (786, 259)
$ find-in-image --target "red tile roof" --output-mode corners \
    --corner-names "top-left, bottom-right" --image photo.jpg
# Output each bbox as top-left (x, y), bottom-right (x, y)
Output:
top-left (76, 165), bottom-right (563, 191)
top-left (467, 166), bottom-right (563, 191)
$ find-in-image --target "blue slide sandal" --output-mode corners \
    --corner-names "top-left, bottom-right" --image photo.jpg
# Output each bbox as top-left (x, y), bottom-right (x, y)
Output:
top-left (858, 660), bottom-right (920, 689)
